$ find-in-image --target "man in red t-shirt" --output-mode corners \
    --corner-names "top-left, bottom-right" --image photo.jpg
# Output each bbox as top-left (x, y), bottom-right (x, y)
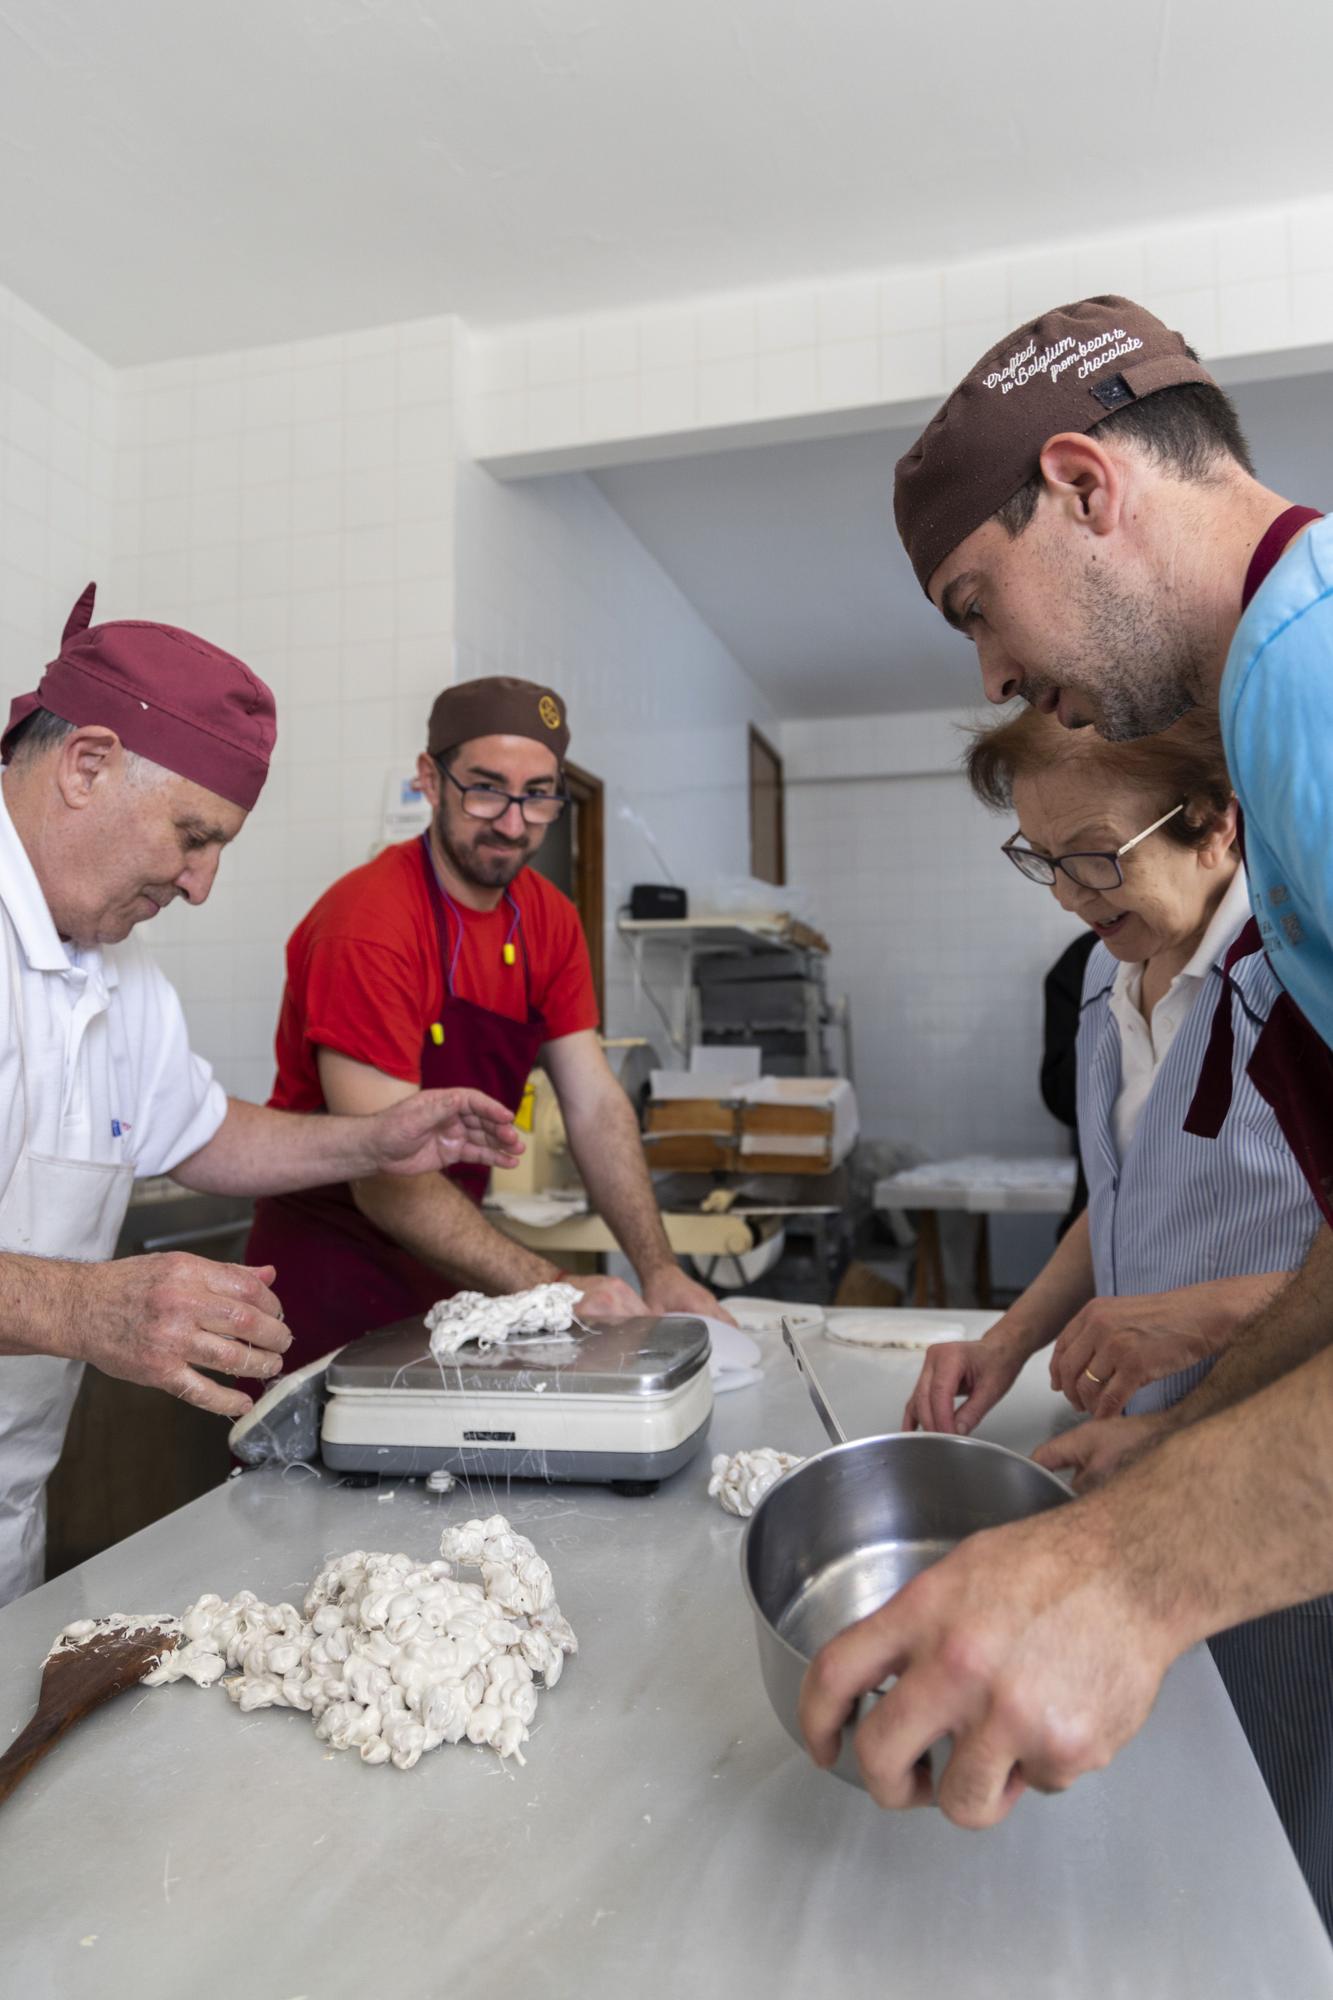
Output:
top-left (248, 675), bottom-right (728, 1366)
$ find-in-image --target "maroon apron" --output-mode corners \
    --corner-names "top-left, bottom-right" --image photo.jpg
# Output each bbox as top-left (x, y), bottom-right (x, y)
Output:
top-left (247, 836), bottom-right (548, 1372)
top-left (1183, 505), bottom-right (1333, 1223)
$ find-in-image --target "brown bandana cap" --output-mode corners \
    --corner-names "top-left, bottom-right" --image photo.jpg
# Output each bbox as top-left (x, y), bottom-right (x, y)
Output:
top-left (428, 677), bottom-right (571, 763)
top-left (893, 296), bottom-right (1218, 595)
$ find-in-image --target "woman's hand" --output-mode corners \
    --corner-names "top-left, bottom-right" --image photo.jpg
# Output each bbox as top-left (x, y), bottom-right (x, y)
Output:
top-left (1032, 1413), bottom-right (1167, 1493)
top-left (902, 1336), bottom-right (1025, 1436)
top-left (1049, 1292), bottom-right (1220, 1419)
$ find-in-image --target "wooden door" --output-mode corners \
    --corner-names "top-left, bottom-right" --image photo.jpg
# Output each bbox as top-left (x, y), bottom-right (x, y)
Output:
top-left (749, 725), bottom-right (785, 886)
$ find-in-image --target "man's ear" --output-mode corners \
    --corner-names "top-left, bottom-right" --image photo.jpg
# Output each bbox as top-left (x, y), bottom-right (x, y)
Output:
top-left (416, 750), bottom-right (441, 807)
top-left (1037, 432), bottom-right (1125, 539)
top-left (54, 727), bottom-right (121, 810)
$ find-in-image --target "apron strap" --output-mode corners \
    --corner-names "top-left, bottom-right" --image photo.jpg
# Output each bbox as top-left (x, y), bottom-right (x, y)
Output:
top-left (1182, 917), bottom-right (1263, 1139)
top-left (1242, 506), bottom-right (1323, 609)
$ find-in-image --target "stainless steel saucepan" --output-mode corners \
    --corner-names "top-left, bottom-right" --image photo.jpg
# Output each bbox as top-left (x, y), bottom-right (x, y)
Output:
top-left (742, 1349), bottom-right (1070, 1788)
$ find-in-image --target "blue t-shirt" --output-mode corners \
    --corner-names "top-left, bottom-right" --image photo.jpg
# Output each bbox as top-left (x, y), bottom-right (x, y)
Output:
top-left (1221, 513), bottom-right (1333, 1049)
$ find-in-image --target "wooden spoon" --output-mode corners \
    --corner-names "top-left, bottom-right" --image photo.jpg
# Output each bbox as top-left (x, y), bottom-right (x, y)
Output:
top-left (0, 1621), bottom-right (180, 1806)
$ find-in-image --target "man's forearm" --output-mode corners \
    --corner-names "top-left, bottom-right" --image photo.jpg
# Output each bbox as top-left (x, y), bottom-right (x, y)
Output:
top-left (0, 1253), bottom-right (81, 1359)
top-left (175, 1099), bottom-right (399, 1197)
top-left (563, 1087), bottom-right (675, 1283)
top-left (1092, 1332), bottom-right (1333, 1646)
top-left (351, 1171), bottom-right (561, 1294)
top-left (1153, 1226), bottom-right (1329, 1433)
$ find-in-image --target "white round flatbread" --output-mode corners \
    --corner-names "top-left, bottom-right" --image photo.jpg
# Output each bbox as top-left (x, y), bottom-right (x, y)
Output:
top-left (727, 1298), bottom-right (825, 1339)
top-left (824, 1311), bottom-right (969, 1351)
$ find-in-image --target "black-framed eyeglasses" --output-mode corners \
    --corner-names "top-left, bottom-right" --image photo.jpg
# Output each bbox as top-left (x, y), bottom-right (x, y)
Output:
top-left (435, 757), bottom-right (570, 826)
top-left (1002, 801), bottom-right (1186, 891)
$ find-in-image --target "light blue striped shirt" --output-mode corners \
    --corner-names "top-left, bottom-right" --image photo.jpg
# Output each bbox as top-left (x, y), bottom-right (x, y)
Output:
top-left (1076, 890), bottom-right (1321, 1415)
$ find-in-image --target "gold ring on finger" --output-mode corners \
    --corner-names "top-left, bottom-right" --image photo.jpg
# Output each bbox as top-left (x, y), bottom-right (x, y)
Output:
top-left (1083, 1366), bottom-right (1104, 1385)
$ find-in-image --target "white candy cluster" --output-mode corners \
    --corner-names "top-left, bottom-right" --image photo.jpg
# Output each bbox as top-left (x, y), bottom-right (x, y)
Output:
top-left (53, 1516), bottom-right (577, 1772)
top-left (426, 1282), bottom-right (582, 1358)
top-left (708, 1447), bottom-right (804, 1518)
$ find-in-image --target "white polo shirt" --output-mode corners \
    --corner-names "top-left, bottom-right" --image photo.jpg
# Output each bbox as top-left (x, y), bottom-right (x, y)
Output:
top-left (1107, 867), bottom-right (1253, 1163)
top-left (0, 778), bottom-right (227, 1197)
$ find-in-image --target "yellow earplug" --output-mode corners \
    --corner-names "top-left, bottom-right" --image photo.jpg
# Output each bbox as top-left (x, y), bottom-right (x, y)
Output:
top-left (503, 942), bottom-right (517, 966)
top-left (430, 1022), bottom-right (445, 1046)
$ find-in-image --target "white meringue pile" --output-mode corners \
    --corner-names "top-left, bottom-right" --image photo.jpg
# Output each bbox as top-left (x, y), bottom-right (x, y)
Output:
top-left (426, 1282), bottom-right (582, 1358)
top-left (708, 1447), bottom-right (804, 1518)
top-left (52, 1515), bottom-right (576, 1772)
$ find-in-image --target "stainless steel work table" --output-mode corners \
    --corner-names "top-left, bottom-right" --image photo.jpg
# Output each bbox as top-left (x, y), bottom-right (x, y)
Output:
top-left (2, 1313), bottom-right (1330, 2000)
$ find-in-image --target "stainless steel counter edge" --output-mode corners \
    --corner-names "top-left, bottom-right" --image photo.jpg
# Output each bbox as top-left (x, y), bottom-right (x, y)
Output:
top-left (1, 1320), bottom-right (1328, 2000)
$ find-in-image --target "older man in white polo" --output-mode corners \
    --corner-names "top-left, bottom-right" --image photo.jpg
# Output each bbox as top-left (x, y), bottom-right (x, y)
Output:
top-left (0, 585), bottom-right (521, 1605)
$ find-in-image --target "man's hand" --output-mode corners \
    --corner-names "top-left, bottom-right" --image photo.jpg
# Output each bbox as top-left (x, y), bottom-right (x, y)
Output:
top-left (572, 1274), bottom-right (650, 1320)
top-left (903, 1338), bottom-right (1024, 1435)
top-left (1049, 1293), bottom-right (1218, 1418)
top-left (640, 1265), bottom-right (737, 1327)
top-left (69, 1255), bottom-right (291, 1420)
top-left (362, 1089), bottom-right (524, 1177)
top-left (798, 1502), bottom-right (1179, 1826)
top-left (1033, 1412), bottom-right (1166, 1493)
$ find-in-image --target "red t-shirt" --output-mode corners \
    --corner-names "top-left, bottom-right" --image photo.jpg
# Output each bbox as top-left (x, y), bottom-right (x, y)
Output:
top-left (269, 840), bottom-right (599, 1111)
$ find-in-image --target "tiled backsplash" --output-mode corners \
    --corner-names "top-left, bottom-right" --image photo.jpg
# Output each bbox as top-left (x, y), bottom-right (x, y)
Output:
top-left (0, 291), bottom-right (774, 1105)
top-left (0, 282), bottom-right (117, 684)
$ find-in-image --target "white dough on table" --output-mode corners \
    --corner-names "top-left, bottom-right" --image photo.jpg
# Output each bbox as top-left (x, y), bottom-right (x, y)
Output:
top-left (708, 1447), bottom-right (804, 1518)
top-left (49, 1514), bottom-right (577, 1772)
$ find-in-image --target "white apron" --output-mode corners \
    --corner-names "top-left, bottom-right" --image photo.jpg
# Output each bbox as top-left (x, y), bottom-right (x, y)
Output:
top-left (0, 913), bottom-right (134, 1605)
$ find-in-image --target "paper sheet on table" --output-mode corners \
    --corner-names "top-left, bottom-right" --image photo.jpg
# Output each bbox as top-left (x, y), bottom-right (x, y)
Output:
top-left (663, 1313), bottom-right (764, 1393)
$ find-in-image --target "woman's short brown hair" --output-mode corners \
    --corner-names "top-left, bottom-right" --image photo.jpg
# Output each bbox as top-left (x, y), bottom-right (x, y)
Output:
top-left (965, 704), bottom-right (1234, 851)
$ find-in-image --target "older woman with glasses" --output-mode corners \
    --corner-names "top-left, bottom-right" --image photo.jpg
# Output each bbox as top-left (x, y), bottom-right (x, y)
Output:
top-left (903, 703), bottom-right (1333, 1929)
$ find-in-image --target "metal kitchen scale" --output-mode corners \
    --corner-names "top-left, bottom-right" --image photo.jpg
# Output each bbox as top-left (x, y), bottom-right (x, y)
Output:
top-left (317, 1313), bottom-right (714, 1492)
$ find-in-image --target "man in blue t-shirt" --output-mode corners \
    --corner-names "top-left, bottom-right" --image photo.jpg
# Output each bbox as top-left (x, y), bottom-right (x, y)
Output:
top-left (799, 295), bottom-right (1333, 1845)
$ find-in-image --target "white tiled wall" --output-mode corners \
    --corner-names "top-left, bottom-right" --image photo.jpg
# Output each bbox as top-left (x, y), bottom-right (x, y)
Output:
top-left (0, 282), bottom-right (117, 682)
top-left (102, 318), bottom-right (457, 1102)
top-left (782, 713), bottom-right (1083, 1160)
top-left (468, 192), bottom-right (1333, 471)
top-left (452, 449), bottom-right (776, 1051)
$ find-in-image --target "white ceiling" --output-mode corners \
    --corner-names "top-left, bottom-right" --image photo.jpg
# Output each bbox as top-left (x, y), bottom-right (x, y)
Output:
top-left (593, 372), bottom-right (1333, 719)
top-left (5, 0), bottom-right (1333, 363)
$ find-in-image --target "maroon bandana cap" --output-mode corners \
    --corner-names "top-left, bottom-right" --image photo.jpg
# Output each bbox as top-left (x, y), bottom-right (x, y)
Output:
top-left (428, 676), bottom-right (571, 764)
top-left (893, 295), bottom-right (1218, 595)
top-left (1, 584), bottom-right (276, 810)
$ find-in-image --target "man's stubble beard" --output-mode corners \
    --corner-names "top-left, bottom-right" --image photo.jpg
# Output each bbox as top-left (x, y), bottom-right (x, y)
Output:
top-left (435, 803), bottom-right (531, 890)
top-left (1051, 566), bottom-right (1207, 743)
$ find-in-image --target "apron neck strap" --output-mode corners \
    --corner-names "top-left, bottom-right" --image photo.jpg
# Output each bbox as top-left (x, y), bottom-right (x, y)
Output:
top-left (417, 833), bottom-right (529, 1003)
top-left (1242, 506), bottom-right (1323, 610)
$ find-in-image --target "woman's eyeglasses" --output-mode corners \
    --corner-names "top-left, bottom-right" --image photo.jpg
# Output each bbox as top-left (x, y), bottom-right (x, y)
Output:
top-left (435, 759), bottom-right (570, 826)
top-left (1002, 801), bottom-right (1186, 891)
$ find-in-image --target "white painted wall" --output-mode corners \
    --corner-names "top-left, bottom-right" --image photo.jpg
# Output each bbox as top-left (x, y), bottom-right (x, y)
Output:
top-left (468, 194), bottom-right (1333, 474)
top-left (0, 282), bottom-right (116, 689)
top-left (781, 711), bottom-right (1084, 1161)
top-left (452, 445), bottom-right (776, 1051)
top-left (99, 318), bottom-right (458, 1102)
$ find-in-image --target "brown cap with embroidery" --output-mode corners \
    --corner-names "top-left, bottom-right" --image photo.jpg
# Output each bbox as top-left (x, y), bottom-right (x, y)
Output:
top-left (893, 295), bottom-right (1218, 594)
top-left (428, 676), bottom-right (570, 763)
